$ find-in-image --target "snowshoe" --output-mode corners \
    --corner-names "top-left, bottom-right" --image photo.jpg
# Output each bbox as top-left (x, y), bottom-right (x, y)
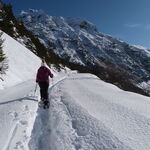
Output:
top-left (43, 99), bottom-right (49, 109)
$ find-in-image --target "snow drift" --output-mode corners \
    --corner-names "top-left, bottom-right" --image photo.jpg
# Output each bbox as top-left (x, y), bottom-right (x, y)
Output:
top-left (1, 31), bottom-right (41, 89)
top-left (29, 73), bottom-right (150, 150)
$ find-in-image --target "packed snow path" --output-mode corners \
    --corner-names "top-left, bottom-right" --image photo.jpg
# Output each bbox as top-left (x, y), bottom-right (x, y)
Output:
top-left (0, 73), bottom-right (66, 150)
top-left (29, 73), bottom-right (150, 150)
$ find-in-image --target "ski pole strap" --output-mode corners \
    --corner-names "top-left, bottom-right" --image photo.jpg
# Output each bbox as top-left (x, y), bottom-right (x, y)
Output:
top-left (34, 83), bottom-right (38, 94)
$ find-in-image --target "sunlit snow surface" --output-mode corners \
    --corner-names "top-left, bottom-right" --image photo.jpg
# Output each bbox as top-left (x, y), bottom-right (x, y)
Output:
top-left (0, 32), bottom-right (41, 88)
top-left (1, 32), bottom-right (150, 150)
top-left (30, 73), bottom-right (150, 150)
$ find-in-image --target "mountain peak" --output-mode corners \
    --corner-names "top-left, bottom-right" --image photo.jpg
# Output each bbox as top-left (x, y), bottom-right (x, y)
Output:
top-left (20, 9), bottom-right (98, 32)
top-left (19, 9), bottom-right (150, 95)
top-left (21, 9), bottom-right (45, 15)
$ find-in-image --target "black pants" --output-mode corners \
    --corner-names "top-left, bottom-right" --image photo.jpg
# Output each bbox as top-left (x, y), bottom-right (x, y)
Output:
top-left (38, 82), bottom-right (49, 100)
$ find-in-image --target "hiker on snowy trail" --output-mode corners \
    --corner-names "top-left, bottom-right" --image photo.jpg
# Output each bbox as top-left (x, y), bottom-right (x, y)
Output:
top-left (36, 60), bottom-right (53, 102)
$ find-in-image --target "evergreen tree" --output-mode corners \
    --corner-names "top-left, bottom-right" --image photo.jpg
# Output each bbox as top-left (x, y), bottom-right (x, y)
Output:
top-left (0, 3), bottom-right (15, 36)
top-left (0, 32), bottom-right (8, 77)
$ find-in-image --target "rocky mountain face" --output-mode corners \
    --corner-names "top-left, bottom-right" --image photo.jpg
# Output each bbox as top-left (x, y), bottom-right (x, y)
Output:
top-left (0, 3), bottom-right (63, 68)
top-left (19, 9), bottom-right (150, 96)
top-left (0, 2), bottom-right (149, 96)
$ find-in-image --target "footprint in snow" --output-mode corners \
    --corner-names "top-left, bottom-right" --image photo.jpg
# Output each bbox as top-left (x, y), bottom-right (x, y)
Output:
top-left (14, 141), bottom-right (24, 150)
top-left (23, 105), bottom-right (29, 111)
top-left (8, 112), bottom-right (19, 121)
top-left (19, 120), bottom-right (28, 126)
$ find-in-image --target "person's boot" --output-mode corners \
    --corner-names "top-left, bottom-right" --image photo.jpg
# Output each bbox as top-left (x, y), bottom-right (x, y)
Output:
top-left (43, 99), bottom-right (49, 109)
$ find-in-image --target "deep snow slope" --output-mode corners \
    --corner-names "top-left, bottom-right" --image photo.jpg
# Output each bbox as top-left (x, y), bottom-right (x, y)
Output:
top-left (0, 31), bottom-right (41, 89)
top-left (30, 73), bottom-right (150, 150)
top-left (0, 31), bottom-right (41, 150)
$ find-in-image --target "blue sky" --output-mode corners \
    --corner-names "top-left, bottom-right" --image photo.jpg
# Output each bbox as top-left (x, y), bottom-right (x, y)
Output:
top-left (3, 0), bottom-right (150, 48)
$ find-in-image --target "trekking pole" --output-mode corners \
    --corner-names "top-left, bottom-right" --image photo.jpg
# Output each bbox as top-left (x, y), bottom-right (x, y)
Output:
top-left (52, 78), bottom-right (54, 86)
top-left (34, 83), bottom-right (38, 97)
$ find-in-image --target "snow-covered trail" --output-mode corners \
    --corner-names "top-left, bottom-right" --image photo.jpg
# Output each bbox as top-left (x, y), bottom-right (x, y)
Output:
top-left (0, 80), bottom-right (39, 150)
top-left (30, 73), bottom-right (150, 150)
top-left (0, 72), bottom-right (67, 150)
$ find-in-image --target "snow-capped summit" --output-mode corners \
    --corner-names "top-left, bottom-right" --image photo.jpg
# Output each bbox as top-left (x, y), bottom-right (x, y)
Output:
top-left (19, 9), bottom-right (150, 95)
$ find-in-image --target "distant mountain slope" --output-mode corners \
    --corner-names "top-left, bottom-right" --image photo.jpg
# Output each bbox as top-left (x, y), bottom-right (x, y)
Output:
top-left (0, 3), bottom-right (64, 68)
top-left (19, 9), bottom-right (150, 96)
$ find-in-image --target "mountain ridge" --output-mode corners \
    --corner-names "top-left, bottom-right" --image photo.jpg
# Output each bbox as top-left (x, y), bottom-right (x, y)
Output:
top-left (0, 3), bottom-right (149, 96)
top-left (19, 9), bottom-right (150, 96)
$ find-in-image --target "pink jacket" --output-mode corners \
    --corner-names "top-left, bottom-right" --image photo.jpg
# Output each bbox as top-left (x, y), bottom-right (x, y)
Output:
top-left (36, 66), bottom-right (53, 83)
